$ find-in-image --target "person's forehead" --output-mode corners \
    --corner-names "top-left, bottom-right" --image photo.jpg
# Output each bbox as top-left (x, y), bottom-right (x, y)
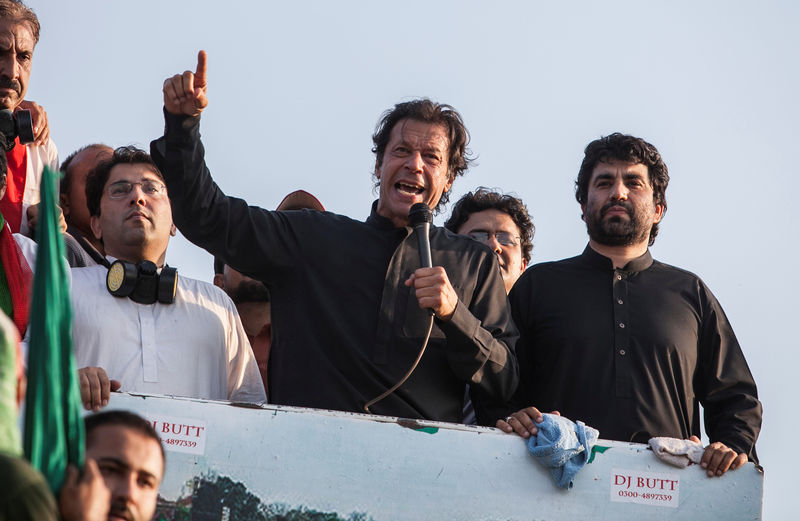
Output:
top-left (458, 208), bottom-right (520, 235)
top-left (107, 163), bottom-right (162, 183)
top-left (389, 119), bottom-right (449, 149)
top-left (72, 148), bottom-right (112, 176)
top-left (87, 425), bottom-right (164, 479)
top-left (74, 146), bottom-right (113, 167)
top-left (591, 159), bottom-right (648, 176)
top-left (0, 19), bottom-right (35, 51)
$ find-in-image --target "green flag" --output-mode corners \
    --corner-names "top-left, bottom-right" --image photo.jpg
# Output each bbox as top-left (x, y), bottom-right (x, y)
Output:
top-left (23, 166), bottom-right (84, 493)
top-left (0, 310), bottom-right (21, 456)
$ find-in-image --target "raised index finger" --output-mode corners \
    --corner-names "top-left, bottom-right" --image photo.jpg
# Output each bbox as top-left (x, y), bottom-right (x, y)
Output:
top-left (195, 50), bottom-right (208, 89)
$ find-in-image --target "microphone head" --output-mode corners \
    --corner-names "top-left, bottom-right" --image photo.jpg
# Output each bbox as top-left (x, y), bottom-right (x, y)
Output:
top-left (408, 203), bottom-right (432, 226)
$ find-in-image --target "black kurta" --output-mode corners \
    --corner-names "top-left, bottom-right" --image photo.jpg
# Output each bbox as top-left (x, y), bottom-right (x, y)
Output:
top-left (505, 246), bottom-right (761, 459)
top-left (150, 111), bottom-right (518, 423)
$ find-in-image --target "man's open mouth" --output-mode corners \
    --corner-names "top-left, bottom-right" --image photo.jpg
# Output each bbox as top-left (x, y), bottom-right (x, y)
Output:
top-left (396, 182), bottom-right (424, 195)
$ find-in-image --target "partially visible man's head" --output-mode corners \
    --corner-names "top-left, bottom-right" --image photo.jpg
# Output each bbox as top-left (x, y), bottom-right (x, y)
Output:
top-left (372, 99), bottom-right (473, 225)
top-left (445, 188), bottom-right (533, 293)
top-left (84, 410), bottom-right (164, 521)
top-left (214, 257), bottom-right (270, 305)
top-left (212, 189), bottom-right (324, 304)
top-left (86, 146), bottom-right (175, 264)
top-left (60, 144), bottom-right (113, 235)
top-left (0, 0), bottom-right (39, 111)
top-left (575, 133), bottom-right (669, 246)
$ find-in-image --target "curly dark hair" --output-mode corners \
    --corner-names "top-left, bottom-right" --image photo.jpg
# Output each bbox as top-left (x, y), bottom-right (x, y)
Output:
top-left (0, 0), bottom-right (40, 43)
top-left (372, 99), bottom-right (473, 211)
top-left (444, 187), bottom-right (534, 264)
top-left (86, 145), bottom-right (165, 217)
top-left (575, 133), bottom-right (669, 245)
top-left (85, 410), bottom-right (165, 463)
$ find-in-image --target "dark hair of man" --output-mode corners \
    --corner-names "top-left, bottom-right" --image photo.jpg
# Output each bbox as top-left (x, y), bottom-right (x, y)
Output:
top-left (86, 145), bottom-right (165, 217)
top-left (0, 0), bottom-right (40, 43)
top-left (59, 143), bottom-right (111, 196)
top-left (444, 188), bottom-right (534, 264)
top-left (85, 410), bottom-right (165, 463)
top-left (371, 99), bottom-right (473, 210)
top-left (575, 132), bottom-right (669, 245)
top-left (213, 256), bottom-right (224, 276)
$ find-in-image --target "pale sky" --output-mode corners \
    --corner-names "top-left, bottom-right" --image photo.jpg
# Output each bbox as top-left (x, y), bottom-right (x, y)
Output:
top-left (27, 1), bottom-right (797, 519)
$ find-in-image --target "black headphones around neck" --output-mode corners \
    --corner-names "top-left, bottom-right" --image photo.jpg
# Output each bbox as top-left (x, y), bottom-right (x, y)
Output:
top-left (106, 260), bottom-right (178, 304)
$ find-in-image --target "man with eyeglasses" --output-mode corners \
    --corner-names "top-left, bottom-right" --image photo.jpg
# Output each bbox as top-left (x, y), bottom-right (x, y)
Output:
top-left (443, 189), bottom-right (533, 424)
top-left (149, 51), bottom-right (517, 424)
top-left (445, 188), bottom-right (534, 294)
top-left (69, 146), bottom-right (265, 411)
top-left (494, 133), bottom-right (761, 478)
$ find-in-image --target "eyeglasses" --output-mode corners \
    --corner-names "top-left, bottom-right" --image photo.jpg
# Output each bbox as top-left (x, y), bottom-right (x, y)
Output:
top-left (107, 180), bottom-right (166, 199)
top-left (467, 231), bottom-right (520, 247)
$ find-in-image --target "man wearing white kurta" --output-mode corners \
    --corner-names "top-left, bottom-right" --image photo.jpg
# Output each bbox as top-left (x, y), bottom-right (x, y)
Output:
top-left (71, 146), bottom-right (265, 409)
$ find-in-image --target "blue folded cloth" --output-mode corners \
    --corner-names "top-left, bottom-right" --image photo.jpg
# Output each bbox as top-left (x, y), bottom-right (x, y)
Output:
top-left (526, 413), bottom-right (600, 489)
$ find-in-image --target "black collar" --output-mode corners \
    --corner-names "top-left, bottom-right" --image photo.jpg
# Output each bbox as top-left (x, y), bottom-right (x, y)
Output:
top-left (580, 244), bottom-right (653, 273)
top-left (366, 200), bottom-right (403, 230)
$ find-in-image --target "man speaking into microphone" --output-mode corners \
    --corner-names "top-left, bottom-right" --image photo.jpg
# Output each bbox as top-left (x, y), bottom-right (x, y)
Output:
top-left (151, 51), bottom-right (518, 424)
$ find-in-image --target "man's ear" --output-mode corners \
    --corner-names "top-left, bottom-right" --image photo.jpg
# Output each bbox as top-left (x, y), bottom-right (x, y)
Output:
top-left (653, 203), bottom-right (664, 224)
top-left (374, 159), bottom-right (381, 180)
top-left (59, 193), bottom-right (70, 217)
top-left (213, 274), bottom-right (224, 289)
top-left (89, 214), bottom-right (102, 240)
top-left (170, 223), bottom-right (177, 237)
top-left (580, 203), bottom-right (586, 221)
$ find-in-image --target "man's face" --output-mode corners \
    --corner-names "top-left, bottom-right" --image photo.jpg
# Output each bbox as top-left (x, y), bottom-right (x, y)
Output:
top-left (375, 119), bottom-right (453, 227)
top-left (86, 425), bottom-right (164, 521)
top-left (221, 264), bottom-right (269, 304)
top-left (582, 159), bottom-right (663, 247)
top-left (457, 208), bottom-right (526, 294)
top-left (90, 163), bottom-right (176, 265)
top-left (63, 146), bottom-right (113, 236)
top-left (0, 19), bottom-right (34, 110)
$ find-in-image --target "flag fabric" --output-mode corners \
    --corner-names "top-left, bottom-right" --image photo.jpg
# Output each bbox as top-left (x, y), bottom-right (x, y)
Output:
top-left (0, 311), bottom-right (21, 456)
top-left (23, 166), bottom-right (84, 493)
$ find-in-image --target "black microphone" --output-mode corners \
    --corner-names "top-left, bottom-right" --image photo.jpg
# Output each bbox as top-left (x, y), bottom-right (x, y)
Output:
top-left (408, 203), bottom-right (432, 268)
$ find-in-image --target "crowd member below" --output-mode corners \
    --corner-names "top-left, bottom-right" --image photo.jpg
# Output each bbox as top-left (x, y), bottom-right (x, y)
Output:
top-left (445, 187), bottom-right (533, 294)
top-left (60, 410), bottom-right (165, 521)
top-left (60, 144), bottom-right (113, 266)
top-left (71, 145), bottom-right (265, 410)
top-left (151, 51), bottom-right (517, 423)
top-left (0, 0), bottom-right (58, 236)
top-left (497, 133), bottom-right (761, 478)
top-left (213, 189), bottom-right (324, 390)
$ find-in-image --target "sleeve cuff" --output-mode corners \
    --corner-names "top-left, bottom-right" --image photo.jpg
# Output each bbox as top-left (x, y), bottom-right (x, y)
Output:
top-left (162, 107), bottom-right (201, 145)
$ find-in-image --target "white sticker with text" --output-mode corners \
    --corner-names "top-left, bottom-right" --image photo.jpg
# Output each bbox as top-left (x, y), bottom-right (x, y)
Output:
top-left (610, 468), bottom-right (680, 508)
top-left (148, 415), bottom-right (207, 455)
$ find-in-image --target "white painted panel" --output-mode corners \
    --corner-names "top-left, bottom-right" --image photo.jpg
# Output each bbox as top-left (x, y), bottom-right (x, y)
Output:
top-left (103, 392), bottom-right (763, 521)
